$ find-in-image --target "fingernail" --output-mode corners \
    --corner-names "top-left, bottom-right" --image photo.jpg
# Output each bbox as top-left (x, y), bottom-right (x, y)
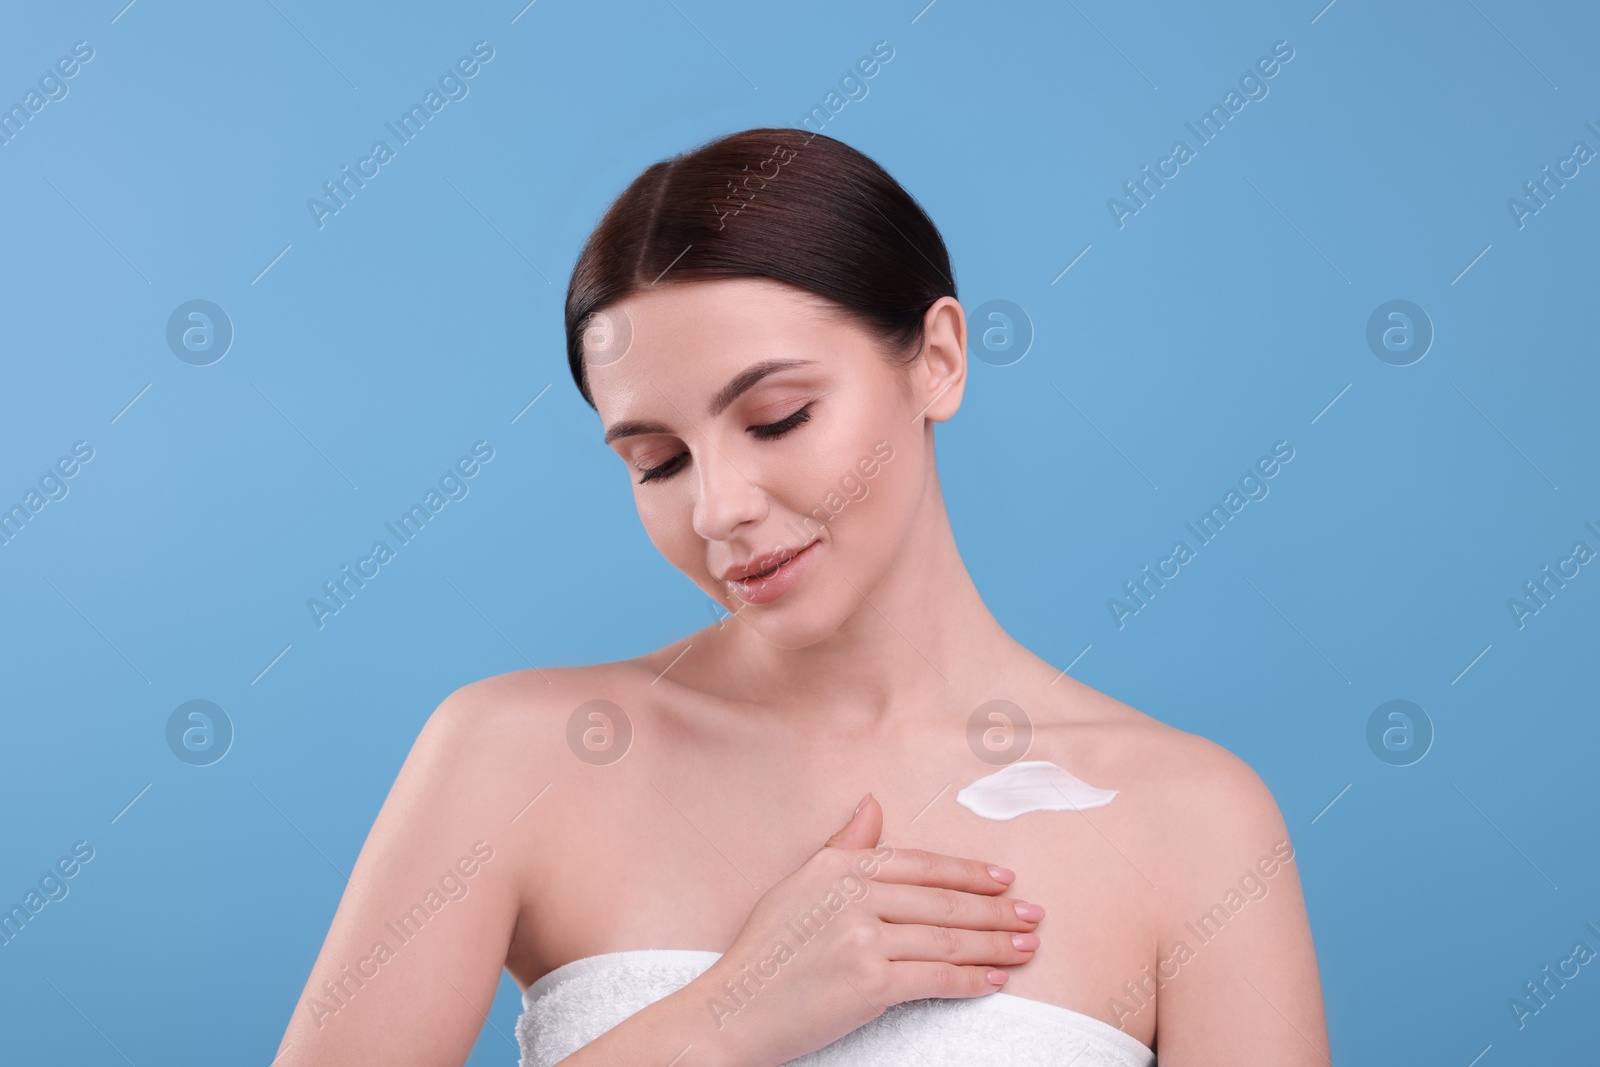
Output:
top-left (1013, 900), bottom-right (1044, 921)
top-left (854, 792), bottom-right (871, 816)
top-left (1011, 932), bottom-right (1040, 951)
top-left (987, 865), bottom-right (1015, 884)
top-left (987, 969), bottom-right (1008, 985)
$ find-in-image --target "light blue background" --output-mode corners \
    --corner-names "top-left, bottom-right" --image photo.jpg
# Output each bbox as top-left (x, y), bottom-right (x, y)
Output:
top-left (2, 0), bottom-right (1597, 1063)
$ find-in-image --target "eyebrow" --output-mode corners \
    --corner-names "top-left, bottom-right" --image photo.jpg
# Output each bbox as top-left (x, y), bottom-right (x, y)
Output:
top-left (602, 358), bottom-right (818, 445)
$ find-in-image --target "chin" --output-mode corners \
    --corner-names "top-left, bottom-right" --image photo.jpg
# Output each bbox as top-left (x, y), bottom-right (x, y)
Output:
top-left (742, 610), bottom-right (841, 651)
top-left (705, 564), bottom-right (855, 650)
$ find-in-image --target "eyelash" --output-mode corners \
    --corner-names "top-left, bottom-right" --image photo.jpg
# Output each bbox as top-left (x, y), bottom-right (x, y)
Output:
top-left (637, 404), bottom-right (814, 484)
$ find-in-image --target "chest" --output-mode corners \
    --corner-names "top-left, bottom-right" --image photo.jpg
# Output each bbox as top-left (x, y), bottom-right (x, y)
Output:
top-left (508, 747), bottom-right (1162, 1049)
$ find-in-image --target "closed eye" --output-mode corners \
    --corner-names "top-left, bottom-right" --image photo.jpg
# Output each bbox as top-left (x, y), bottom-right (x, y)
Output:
top-left (636, 403), bottom-right (814, 484)
top-left (748, 402), bottom-right (813, 441)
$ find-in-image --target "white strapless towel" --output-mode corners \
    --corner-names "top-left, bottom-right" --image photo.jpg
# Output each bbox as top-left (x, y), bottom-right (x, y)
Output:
top-left (514, 948), bottom-right (1156, 1067)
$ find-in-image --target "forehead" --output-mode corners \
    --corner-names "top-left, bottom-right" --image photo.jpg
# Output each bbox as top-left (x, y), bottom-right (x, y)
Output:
top-left (585, 277), bottom-right (860, 412)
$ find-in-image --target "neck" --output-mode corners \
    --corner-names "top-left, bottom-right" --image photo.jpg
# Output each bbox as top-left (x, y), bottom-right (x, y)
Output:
top-left (713, 461), bottom-right (1020, 733)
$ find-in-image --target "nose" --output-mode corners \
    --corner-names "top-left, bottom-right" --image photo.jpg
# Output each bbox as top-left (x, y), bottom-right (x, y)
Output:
top-left (691, 441), bottom-right (768, 544)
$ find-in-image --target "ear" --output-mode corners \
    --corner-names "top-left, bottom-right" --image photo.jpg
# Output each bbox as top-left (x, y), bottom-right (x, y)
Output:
top-left (914, 296), bottom-right (968, 424)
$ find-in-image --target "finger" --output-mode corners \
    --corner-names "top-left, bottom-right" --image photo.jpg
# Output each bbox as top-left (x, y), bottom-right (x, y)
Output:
top-left (876, 922), bottom-right (1040, 967)
top-left (824, 792), bottom-right (882, 851)
top-left (880, 960), bottom-right (1012, 1003)
top-left (866, 881), bottom-right (1043, 933)
top-left (858, 845), bottom-right (1015, 896)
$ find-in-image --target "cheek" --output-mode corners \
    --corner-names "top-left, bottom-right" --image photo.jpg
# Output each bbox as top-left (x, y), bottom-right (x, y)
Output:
top-left (867, 460), bottom-right (918, 534)
top-left (635, 493), bottom-right (695, 564)
top-left (790, 456), bottom-right (845, 515)
top-left (870, 432), bottom-right (924, 519)
top-left (821, 438), bottom-right (917, 542)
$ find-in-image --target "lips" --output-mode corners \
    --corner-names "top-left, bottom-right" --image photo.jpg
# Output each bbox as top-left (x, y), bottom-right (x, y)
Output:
top-left (721, 541), bottom-right (813, 583)
top-left (722, 539), bottom-right (821, 605)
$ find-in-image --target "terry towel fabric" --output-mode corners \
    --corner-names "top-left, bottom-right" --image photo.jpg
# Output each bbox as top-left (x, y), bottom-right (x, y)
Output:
top-left (515, 948), bottom-right (1156, 1066)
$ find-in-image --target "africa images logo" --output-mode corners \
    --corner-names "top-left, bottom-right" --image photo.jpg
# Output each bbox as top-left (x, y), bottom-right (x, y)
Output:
top-left (307, 41), bottom-right (495, 230)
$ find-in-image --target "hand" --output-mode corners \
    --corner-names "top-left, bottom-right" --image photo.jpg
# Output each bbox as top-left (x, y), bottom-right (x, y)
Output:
top-left (687, 792), bottom-right (1041, 1067)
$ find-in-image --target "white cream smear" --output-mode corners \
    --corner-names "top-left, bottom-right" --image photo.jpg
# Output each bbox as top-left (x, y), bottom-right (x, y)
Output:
top-left (955, 760), bottom-right (1118, 820)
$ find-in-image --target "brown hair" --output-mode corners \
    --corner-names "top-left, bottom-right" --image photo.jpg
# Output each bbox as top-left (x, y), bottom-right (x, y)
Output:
top-left (564, 128), bottom-right (958, 409)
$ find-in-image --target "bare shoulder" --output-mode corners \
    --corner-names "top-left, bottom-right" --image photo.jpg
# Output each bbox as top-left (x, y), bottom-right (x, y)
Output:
top-left (417, 658), bottom-right (670, 791)
top-left (272, 660), bottom-right (651, 1062)
top-left (1046, 678), bottom-right (1295, 881)
top-left (1130, 716), bottom-right (1292, 884)
top-left (1047, 683), bottom-right (1325, 1056)
top-left (420, 661), bottom-right (646, 756)
top-left (424, 664), bottom-right (584, 735)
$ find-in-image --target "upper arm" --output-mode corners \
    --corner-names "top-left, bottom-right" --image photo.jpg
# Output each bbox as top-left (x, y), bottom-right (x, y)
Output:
top-left (274, 677), bottom-right (545, 1066)
top-left (1150, 738), bottom-right (1329, 1062)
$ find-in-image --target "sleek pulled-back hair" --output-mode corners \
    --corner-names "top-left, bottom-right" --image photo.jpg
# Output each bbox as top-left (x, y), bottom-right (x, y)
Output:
top-left (564, 127), bottom-right (957, 409)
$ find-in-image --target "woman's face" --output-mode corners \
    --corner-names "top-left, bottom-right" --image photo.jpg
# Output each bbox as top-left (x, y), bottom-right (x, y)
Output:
top-left (585, 276), bottom-right (963, 650)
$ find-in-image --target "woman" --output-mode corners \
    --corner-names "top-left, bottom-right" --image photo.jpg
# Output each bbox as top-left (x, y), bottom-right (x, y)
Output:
top-left (274, 128), bottom-right (1328, 1066)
